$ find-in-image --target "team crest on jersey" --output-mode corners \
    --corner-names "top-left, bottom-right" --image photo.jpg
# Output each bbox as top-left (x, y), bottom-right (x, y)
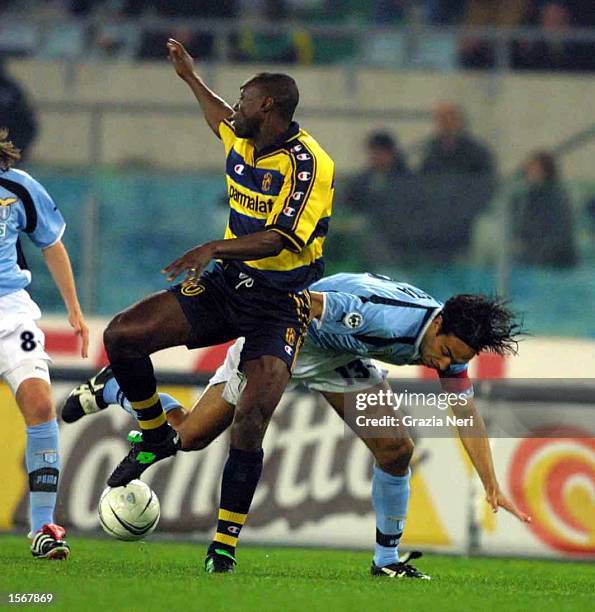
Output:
top-left (0, 197), bottom-right (17, 221)
top-left (43, 451), bottom-right (58, 464)
top-left (343, 312), bottom-right (363, 329)
top-left (261, 172), bottom-right (273, 192)
top-left (285, 327), bottom-right (297, 345)
top-left (181, 282), bottom-right (205, 297)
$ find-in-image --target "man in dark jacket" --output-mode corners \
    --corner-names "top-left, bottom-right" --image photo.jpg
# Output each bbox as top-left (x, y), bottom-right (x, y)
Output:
top-left (420, 102), bottom-right (494, 175)
top-left (341, 130), bottom-right (411, 265)
top-left (513, 151), bottom-right (577, 268)
top-left (417, 102), bottom-right (496, 257)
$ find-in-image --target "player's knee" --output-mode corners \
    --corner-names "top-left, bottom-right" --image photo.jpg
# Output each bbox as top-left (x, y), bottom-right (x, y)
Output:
top-left (25, 395), bottom-right (55, 425)
top-left (374, 437), bottom-right (414, 474)
top-left (230, 405), bottom-right (268, 449)
top-left (104, 314), bottom-right (141, 357)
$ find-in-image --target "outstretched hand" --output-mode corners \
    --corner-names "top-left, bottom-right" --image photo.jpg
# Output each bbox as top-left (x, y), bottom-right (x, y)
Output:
top-left (69, 310), bottom-right (89, 358)
top-left (162, 243), bottom-right (215, 284)
top-left (167, 38), bottom-right (196, 81)
top-left (485, 487), bottom-right (532, 523)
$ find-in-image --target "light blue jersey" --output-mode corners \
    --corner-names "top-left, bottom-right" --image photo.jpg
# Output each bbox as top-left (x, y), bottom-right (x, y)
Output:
top-left (308, 272), bottom-right (468, 376)
top-left (0, 168), bottom-right (65, 297)
top-left (217, 272), bottom-right (473, 402)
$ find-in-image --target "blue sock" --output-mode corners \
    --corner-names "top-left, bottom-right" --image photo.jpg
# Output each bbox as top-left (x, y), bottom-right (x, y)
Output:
top-left (103, 378), bottom-right (181, 416)
top-left (372, 465), bottom-right (411, 567)
top-left (26, 420), bottom-right (60, 533)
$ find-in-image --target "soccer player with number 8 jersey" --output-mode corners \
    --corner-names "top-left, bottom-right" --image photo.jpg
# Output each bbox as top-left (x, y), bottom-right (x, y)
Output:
top-left (0, 128), bottom-right (89, 559)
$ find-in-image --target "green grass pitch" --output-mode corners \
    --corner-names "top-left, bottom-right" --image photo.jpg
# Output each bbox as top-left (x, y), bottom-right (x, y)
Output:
top-left (0, 535), bottom-right (593, 612)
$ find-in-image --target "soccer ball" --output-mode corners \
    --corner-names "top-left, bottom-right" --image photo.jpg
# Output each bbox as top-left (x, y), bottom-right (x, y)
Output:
top-left (98, 480), bottom-right (160, 541)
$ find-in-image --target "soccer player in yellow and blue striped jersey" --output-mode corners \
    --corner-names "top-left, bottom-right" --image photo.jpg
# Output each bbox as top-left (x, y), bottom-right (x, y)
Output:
top-left (101, 39), bottom-right (335, 573)
top-left (219, 114), bottom-right (333, 291)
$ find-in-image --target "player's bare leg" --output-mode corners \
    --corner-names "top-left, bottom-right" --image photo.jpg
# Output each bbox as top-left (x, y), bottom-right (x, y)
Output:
top-left (103, 291), bottom-right (193, 486)
top-left (176, 385), bottom-right (234, 449)
top-left (205, 356), bottom-right (290, 573)
top-left (16, 376), bottom-right (70, 559)
top-left (322, 382), bottom-right (430, 579)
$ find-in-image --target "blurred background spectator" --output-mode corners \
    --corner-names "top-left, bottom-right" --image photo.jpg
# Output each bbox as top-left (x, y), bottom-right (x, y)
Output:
top-left (138, 24), bottom-right (214, 61)
top-left (350, 130), bottom-right (411, 187)
top-left (420, 102), bottom-right (494, 176)
top-left (340, 130), bottom-right (410, 265)
top-left (232, 0), bottom-right (304, 64)
top-left (459, 0), bottom-right (531, 69)
top-left (512, 151), bottom-right (578, 268)
top-left (513, 2), bottom-right (595, 72)
top-left (424, 0), bottom-right (466, 25)
top-left (0, 1), bottom-right (594, 71)
top-left (372, 0), bottom-right (408, 25)
top-left (413, 102), bottom-right (496, 261)
top-left (134, 0), bottom-right (237, 61)
top-left (0, 56), bottom-right (37, 162)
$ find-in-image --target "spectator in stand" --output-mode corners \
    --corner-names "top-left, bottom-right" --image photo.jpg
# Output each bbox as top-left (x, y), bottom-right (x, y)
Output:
top-left (372, 0), bottom-right (408, 24)
top-left (134, 0), bottom-right (238, 61)
top-left (513, 2), bottom-right (595, 72)
top-left (0, 57), bottom-right (37, 162)
top-left (512, 151), bottom-right (577, 268)
top-left (138, 25), bottom-right (215, 61)
top-left (424, 0), bottom-right (467, 24)
top-left (459, 0), bottom-right (532, 69)
top-left (418, 102), bottom-right (495, 259)
top-left (340, 130), bottom-right (411, 265)
top-left (232, 0), bottom-right (306, 64)
top-left (346, 130), bottom-right (411, 207)
top-left (420, 102), bottom-right (494, 175)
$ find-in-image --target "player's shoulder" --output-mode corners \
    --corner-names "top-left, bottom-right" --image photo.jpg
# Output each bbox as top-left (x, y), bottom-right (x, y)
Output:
top-left (0, 168), bottom-right (45, 195)
top-left (291, 128), bottom-right (334, 170)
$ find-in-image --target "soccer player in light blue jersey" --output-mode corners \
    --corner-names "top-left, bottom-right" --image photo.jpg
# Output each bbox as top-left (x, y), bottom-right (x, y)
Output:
top-left (0, 129), bottom-right (89, 559)
top-left (64, 272), bottom-right (530, 576)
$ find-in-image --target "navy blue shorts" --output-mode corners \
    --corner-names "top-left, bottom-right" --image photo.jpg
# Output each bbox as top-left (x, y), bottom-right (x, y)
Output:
top-left (169, 262), bottom-right (310, 371)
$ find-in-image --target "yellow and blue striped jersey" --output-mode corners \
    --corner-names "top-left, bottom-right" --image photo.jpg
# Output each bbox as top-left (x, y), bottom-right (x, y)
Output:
top-left (219, 119), bottom-right (334, 292)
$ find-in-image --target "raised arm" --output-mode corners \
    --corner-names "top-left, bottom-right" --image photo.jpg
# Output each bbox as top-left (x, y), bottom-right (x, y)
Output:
top-left (167, 38), bottom-right (234, 137)
top-left (451, 397), bottom-right (531, 523)
top-left (42, 240), bottom-right (89, 358)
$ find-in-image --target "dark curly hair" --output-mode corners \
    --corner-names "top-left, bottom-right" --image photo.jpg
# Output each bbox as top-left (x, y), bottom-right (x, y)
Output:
top-left (440, 295), bottom-right (522, 356)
